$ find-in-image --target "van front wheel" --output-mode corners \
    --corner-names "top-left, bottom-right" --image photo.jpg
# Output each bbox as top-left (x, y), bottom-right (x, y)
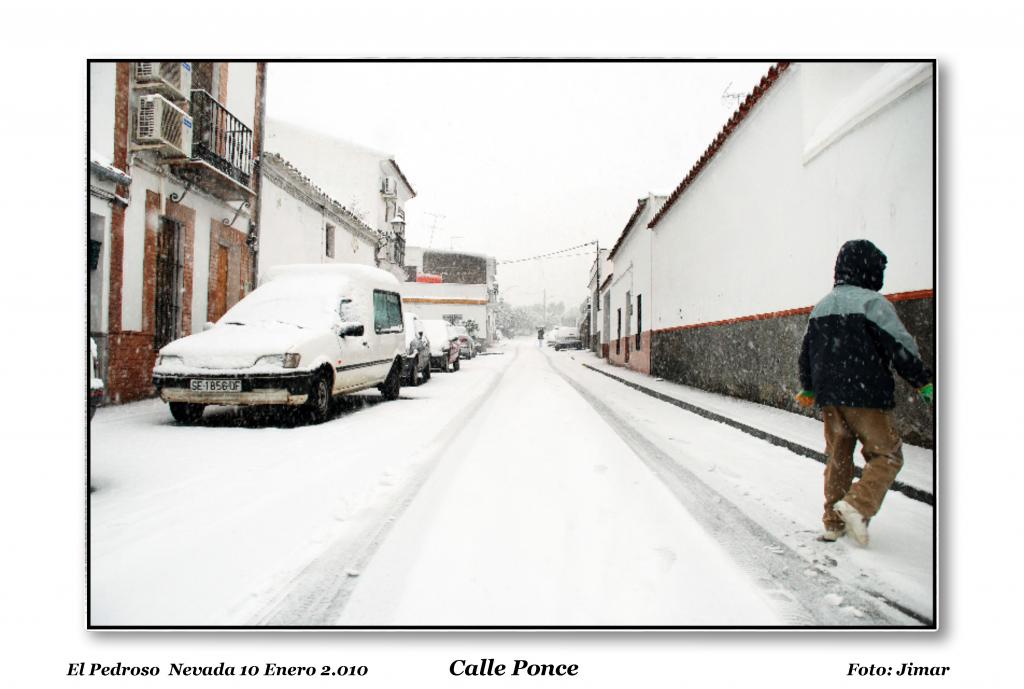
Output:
top-left (379, 361), bottom-right (402, 401)
top-left (306, 372), bottom-right (332, 424)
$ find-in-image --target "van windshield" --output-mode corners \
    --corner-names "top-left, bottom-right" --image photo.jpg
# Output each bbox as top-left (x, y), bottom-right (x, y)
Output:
top-left (220, 282), bottom-right (354, 331)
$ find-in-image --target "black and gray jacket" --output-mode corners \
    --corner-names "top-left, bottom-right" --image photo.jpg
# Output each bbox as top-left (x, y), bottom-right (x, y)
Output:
top-left (798, 240), bottom-right (931, 409)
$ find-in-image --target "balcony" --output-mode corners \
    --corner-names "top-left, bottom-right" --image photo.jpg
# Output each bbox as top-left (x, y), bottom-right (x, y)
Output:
top-left (169, 89), bottom-right (254, 202)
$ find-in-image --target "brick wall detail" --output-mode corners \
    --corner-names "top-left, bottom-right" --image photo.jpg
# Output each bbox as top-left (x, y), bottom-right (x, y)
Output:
top-left (141, 191), bottom-right (160, 333)
top-left (106, 332), bottom-right (157, 403)
top-left (106, 189), bottom-right (200, 403)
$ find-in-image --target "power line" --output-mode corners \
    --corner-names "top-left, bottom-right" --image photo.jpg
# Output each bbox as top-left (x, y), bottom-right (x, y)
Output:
top-left (498, 241), bottom-right (597, 265)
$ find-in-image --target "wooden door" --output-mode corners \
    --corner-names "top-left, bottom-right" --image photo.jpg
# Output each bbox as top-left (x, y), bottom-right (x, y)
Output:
top-left (210, 244), bottom-right (229, 322)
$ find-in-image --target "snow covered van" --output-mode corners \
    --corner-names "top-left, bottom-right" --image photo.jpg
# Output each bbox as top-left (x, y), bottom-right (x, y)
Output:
top-left (152, 264), bottom-right (407, 424)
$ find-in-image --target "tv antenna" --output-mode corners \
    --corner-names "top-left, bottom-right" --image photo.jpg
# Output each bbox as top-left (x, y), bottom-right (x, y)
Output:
top-left (424, 212), bottom-right (446, 248)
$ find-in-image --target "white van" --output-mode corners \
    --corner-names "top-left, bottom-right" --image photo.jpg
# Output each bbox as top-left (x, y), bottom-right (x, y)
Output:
top-left (152, 264), bottom-right (406, 424)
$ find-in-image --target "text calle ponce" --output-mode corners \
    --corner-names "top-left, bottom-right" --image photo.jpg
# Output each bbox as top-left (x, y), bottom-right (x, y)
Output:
top-left (450, 659), bottom-right (579, 677)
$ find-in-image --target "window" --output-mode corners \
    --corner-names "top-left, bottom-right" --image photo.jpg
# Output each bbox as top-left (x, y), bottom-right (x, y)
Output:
top-left (325, 223), bottom-right (335, 259)
top-left (636, 294), bottom-right (642, 350)
top-left (373, 290), bottom-right (404, 334)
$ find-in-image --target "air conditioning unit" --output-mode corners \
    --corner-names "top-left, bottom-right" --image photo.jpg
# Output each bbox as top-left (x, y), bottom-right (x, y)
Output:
top-left (381, 176), bottom-right (398, 197)
top-left (135, 95), bottom-right (193, 158)
top-left (134, 62), bottom-right (192, 102)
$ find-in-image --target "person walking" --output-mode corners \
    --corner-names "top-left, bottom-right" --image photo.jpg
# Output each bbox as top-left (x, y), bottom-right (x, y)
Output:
top-left (537, 326), bottom-right (545, 347)
top-left (795, 239), bottom-right (933, 546)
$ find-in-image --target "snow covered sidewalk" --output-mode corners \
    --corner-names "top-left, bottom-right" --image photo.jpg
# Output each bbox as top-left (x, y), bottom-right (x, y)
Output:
top-left (575, 353), bottom-right (934, 498)
top-left (548, 348), bottom-right (934, 624)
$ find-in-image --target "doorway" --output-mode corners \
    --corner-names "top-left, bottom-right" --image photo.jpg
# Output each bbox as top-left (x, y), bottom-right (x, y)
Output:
top-left (154, 217), bottom-right (183, 349)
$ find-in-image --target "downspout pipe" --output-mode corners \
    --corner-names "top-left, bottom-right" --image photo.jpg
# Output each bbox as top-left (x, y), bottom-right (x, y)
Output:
top-left (249, 62), bottom-right (268, 289)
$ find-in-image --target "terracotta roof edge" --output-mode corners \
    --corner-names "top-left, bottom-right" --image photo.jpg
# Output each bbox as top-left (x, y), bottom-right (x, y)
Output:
top-left (647, 62), bottom-right (791, 230)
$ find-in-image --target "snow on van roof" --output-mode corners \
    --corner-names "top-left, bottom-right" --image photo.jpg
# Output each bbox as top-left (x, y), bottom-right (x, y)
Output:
top-left (261, 263), bottom-right (401, 288)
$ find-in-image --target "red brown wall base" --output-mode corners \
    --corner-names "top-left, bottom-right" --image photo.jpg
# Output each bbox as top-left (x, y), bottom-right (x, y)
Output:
top-left (106, 332), bottom-right (157, 403)
top-left (606, 331), bottom-right (652, 374)
top-left (650, 296), bottom-right (935, 447)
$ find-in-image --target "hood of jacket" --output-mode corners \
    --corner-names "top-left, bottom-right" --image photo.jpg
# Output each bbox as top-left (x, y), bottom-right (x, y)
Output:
top-left (834, 239), bottom-right (887, 291)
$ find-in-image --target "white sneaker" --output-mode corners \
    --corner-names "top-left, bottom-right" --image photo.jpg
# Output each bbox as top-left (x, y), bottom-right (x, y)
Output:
top-left (821, 527), bottom-right (845, 542)
top-left (834, 500), bottom-right (869, 546)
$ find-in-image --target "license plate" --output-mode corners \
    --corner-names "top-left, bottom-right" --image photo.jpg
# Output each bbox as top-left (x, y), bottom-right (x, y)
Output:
top-left (190, 379), bottom-right (242, 393)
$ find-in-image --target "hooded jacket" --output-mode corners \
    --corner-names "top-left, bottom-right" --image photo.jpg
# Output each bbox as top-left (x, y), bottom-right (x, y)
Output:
top-left (798, 240), bottom-right (930, 409)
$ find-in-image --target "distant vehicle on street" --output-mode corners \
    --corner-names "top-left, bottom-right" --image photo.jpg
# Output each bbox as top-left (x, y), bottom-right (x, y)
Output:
top-left (401, 312), bottom-right (431, 386)
top-left (552, 326), bottom-right (583, 351)
top-left (152, 264), bottom-right (407, 425)
top-left (452, 325), bottom-right (477, 360)
top-left (89, 337), bottom-right (104, 421)
top-left (421, 319), bottom-right (461, 372)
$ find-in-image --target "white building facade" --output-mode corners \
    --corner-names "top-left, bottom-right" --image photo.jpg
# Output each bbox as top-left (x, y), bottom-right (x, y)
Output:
top-left (258, 153), bottom-right (380, 273)
top-left (264, 119), bottom-right (416, 280)
top-left (645, 62), bottom-right (935, 444)
top-left (603, 194), bottom-right (666, 374)
top-left (401, 283), bottom-right (491, 341)
top-left (89, 61), bottom-right (266, 403)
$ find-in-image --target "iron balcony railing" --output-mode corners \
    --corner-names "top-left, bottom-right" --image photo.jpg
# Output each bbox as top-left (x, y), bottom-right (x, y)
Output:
top-left (189, 89), bottom-right (254, 187)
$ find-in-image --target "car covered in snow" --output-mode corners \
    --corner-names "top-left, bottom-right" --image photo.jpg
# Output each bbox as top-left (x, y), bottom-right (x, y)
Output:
top-left (152, 264), bottom-right (407, 424)
top-left (401, 311), bottom-right (431, 386)
top-left (420, 319), bottom-right (461, 372)
top-left (552, 326), bottom-right (583, 351)
top-left (452, 325), bottom-right (477, 360)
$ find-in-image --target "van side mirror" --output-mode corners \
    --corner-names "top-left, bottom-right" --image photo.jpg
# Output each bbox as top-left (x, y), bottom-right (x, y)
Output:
top-left (338, 322), bottom-right (364, 337)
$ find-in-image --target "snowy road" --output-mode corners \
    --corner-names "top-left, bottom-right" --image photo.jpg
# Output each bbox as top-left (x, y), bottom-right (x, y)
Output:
top-left (90, 338), bottom-right (932, 627)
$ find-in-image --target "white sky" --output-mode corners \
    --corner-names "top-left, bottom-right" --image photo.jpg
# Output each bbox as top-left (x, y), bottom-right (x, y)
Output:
top-left (266, 61), bottom-right (773, 308)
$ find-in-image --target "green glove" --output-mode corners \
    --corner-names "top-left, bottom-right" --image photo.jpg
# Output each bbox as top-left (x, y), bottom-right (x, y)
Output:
top-left (795, 390), bottom-right (815, 408)
top-left (918, 383), bottom-right (934, 404)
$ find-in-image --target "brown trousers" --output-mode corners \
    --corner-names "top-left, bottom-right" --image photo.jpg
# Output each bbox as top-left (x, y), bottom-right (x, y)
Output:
top-left (821, 406), bottom-right (904, 531)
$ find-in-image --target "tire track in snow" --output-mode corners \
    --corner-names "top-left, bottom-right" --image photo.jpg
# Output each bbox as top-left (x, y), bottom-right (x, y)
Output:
top-left (248, 346), bottom-right (520, 626)
top-left (548, 355), bottom-right (930, 627)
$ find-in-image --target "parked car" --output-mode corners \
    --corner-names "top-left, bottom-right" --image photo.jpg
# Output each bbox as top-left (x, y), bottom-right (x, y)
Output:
top-left (552, 326), bottom-right (583, 350)
top-left (452, 326), bottom-right (477, 360)
top-left (421, 319), bottom-right (461, 372)
top-left (401, 312), bottom-right (431, 386)
top-left (89, 337), bottom-right (104, 421)
top-left (546, 326), bottom-right (563, 347)
top-left (152, 264), bottom-right (407, 424)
